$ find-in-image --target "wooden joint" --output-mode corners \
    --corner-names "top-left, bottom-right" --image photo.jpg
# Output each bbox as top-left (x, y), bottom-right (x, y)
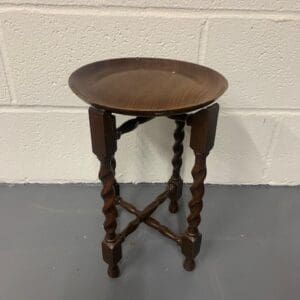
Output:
top-left (88, 107), bottom-right (117, 160)
top-left (116, 193), bottom-right (181, 245)
top-left (181, 233), bottom-right (202, 259)
top-left (187, 103), bottom-right (219, 154)
top-left (102, 238), bottom-right (122, 263)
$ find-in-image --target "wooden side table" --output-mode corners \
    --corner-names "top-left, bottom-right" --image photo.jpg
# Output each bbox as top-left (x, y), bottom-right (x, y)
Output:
top-left (69, 58), bottom-right (228, 278)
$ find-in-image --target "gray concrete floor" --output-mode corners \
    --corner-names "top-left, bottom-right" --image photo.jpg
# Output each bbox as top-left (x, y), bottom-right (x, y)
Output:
top-left (0, 184), bottom-right (299, 300)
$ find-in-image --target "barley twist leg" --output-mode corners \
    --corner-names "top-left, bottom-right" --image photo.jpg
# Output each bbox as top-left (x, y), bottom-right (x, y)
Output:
top-left (168, 120), bottom-right (185, 213)
top-left (181, 104), bottom-right (219, 271)
top-left (89, 107), bottom-right (122, 278)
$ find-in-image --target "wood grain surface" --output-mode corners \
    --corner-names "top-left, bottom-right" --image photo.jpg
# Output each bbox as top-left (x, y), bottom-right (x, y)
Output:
top-left (69, 57), bottom-right (228, 116)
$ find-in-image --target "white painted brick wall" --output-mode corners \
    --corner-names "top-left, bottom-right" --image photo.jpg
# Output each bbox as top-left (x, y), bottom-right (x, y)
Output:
top-left (0, 1), bottom-right (299, 185)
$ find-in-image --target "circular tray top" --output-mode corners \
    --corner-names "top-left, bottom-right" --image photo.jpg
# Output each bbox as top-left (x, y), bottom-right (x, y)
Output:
top-left (69, 57), bottom-right (228, 116)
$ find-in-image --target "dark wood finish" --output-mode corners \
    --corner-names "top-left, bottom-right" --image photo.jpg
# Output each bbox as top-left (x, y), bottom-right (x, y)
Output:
top-left (181, 103), bottom-right (219, 271)
top-left (71, 58), bottom-right (227, 278)
top-left (116, 116), bottom-right (153, 138)
top-left (168, 114), bottom-right (189, 122)
top-left (118, 190), bottom-right (169, 242)
top-left (118, 197), bottom-right (182, 245)
top-left (101, 239), bottom-right (122, 278)
top-left (187, 103), bottom-right (220, 154)
top-left (69, 57), bottom-right (228, 116)
top-left (88, 107), bottom-right (121, 278)
top-left (111, 157), bottom-right (119, 197)
top-left (168, 120), bottom-right (185, 213)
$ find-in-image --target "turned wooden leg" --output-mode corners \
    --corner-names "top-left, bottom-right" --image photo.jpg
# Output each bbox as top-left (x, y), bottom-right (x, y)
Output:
top-left (182, 104), bottom-right (219, 271)
top-left (89, 107), bottom-right (122, 278)
top-left (168, 120), bottom-right (185, 213)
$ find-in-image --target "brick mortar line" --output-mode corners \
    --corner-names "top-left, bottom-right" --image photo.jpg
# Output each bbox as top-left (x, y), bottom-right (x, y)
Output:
top-left (0, 105), bottom-right (300, 114)
top-left (221, 107), bottom-right (300, 114)
top-left (197, 19), bottom-right (209, 64)
top-left (0, 24), bottom-right (17, 104)
top-left (262, 115), bottom-right (283, 181)
top-left (0, 105), bottom-right (88, 113)
top-left (0, 4), bottom-right (299, 20)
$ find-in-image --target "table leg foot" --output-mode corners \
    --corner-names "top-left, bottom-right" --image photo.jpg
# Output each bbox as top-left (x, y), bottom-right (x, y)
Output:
top-left (183, 258), bottom-right (195, 271)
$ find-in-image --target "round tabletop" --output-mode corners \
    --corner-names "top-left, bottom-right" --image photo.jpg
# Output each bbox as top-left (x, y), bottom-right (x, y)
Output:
top-left (69, 57), bottom-right (228, 116)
